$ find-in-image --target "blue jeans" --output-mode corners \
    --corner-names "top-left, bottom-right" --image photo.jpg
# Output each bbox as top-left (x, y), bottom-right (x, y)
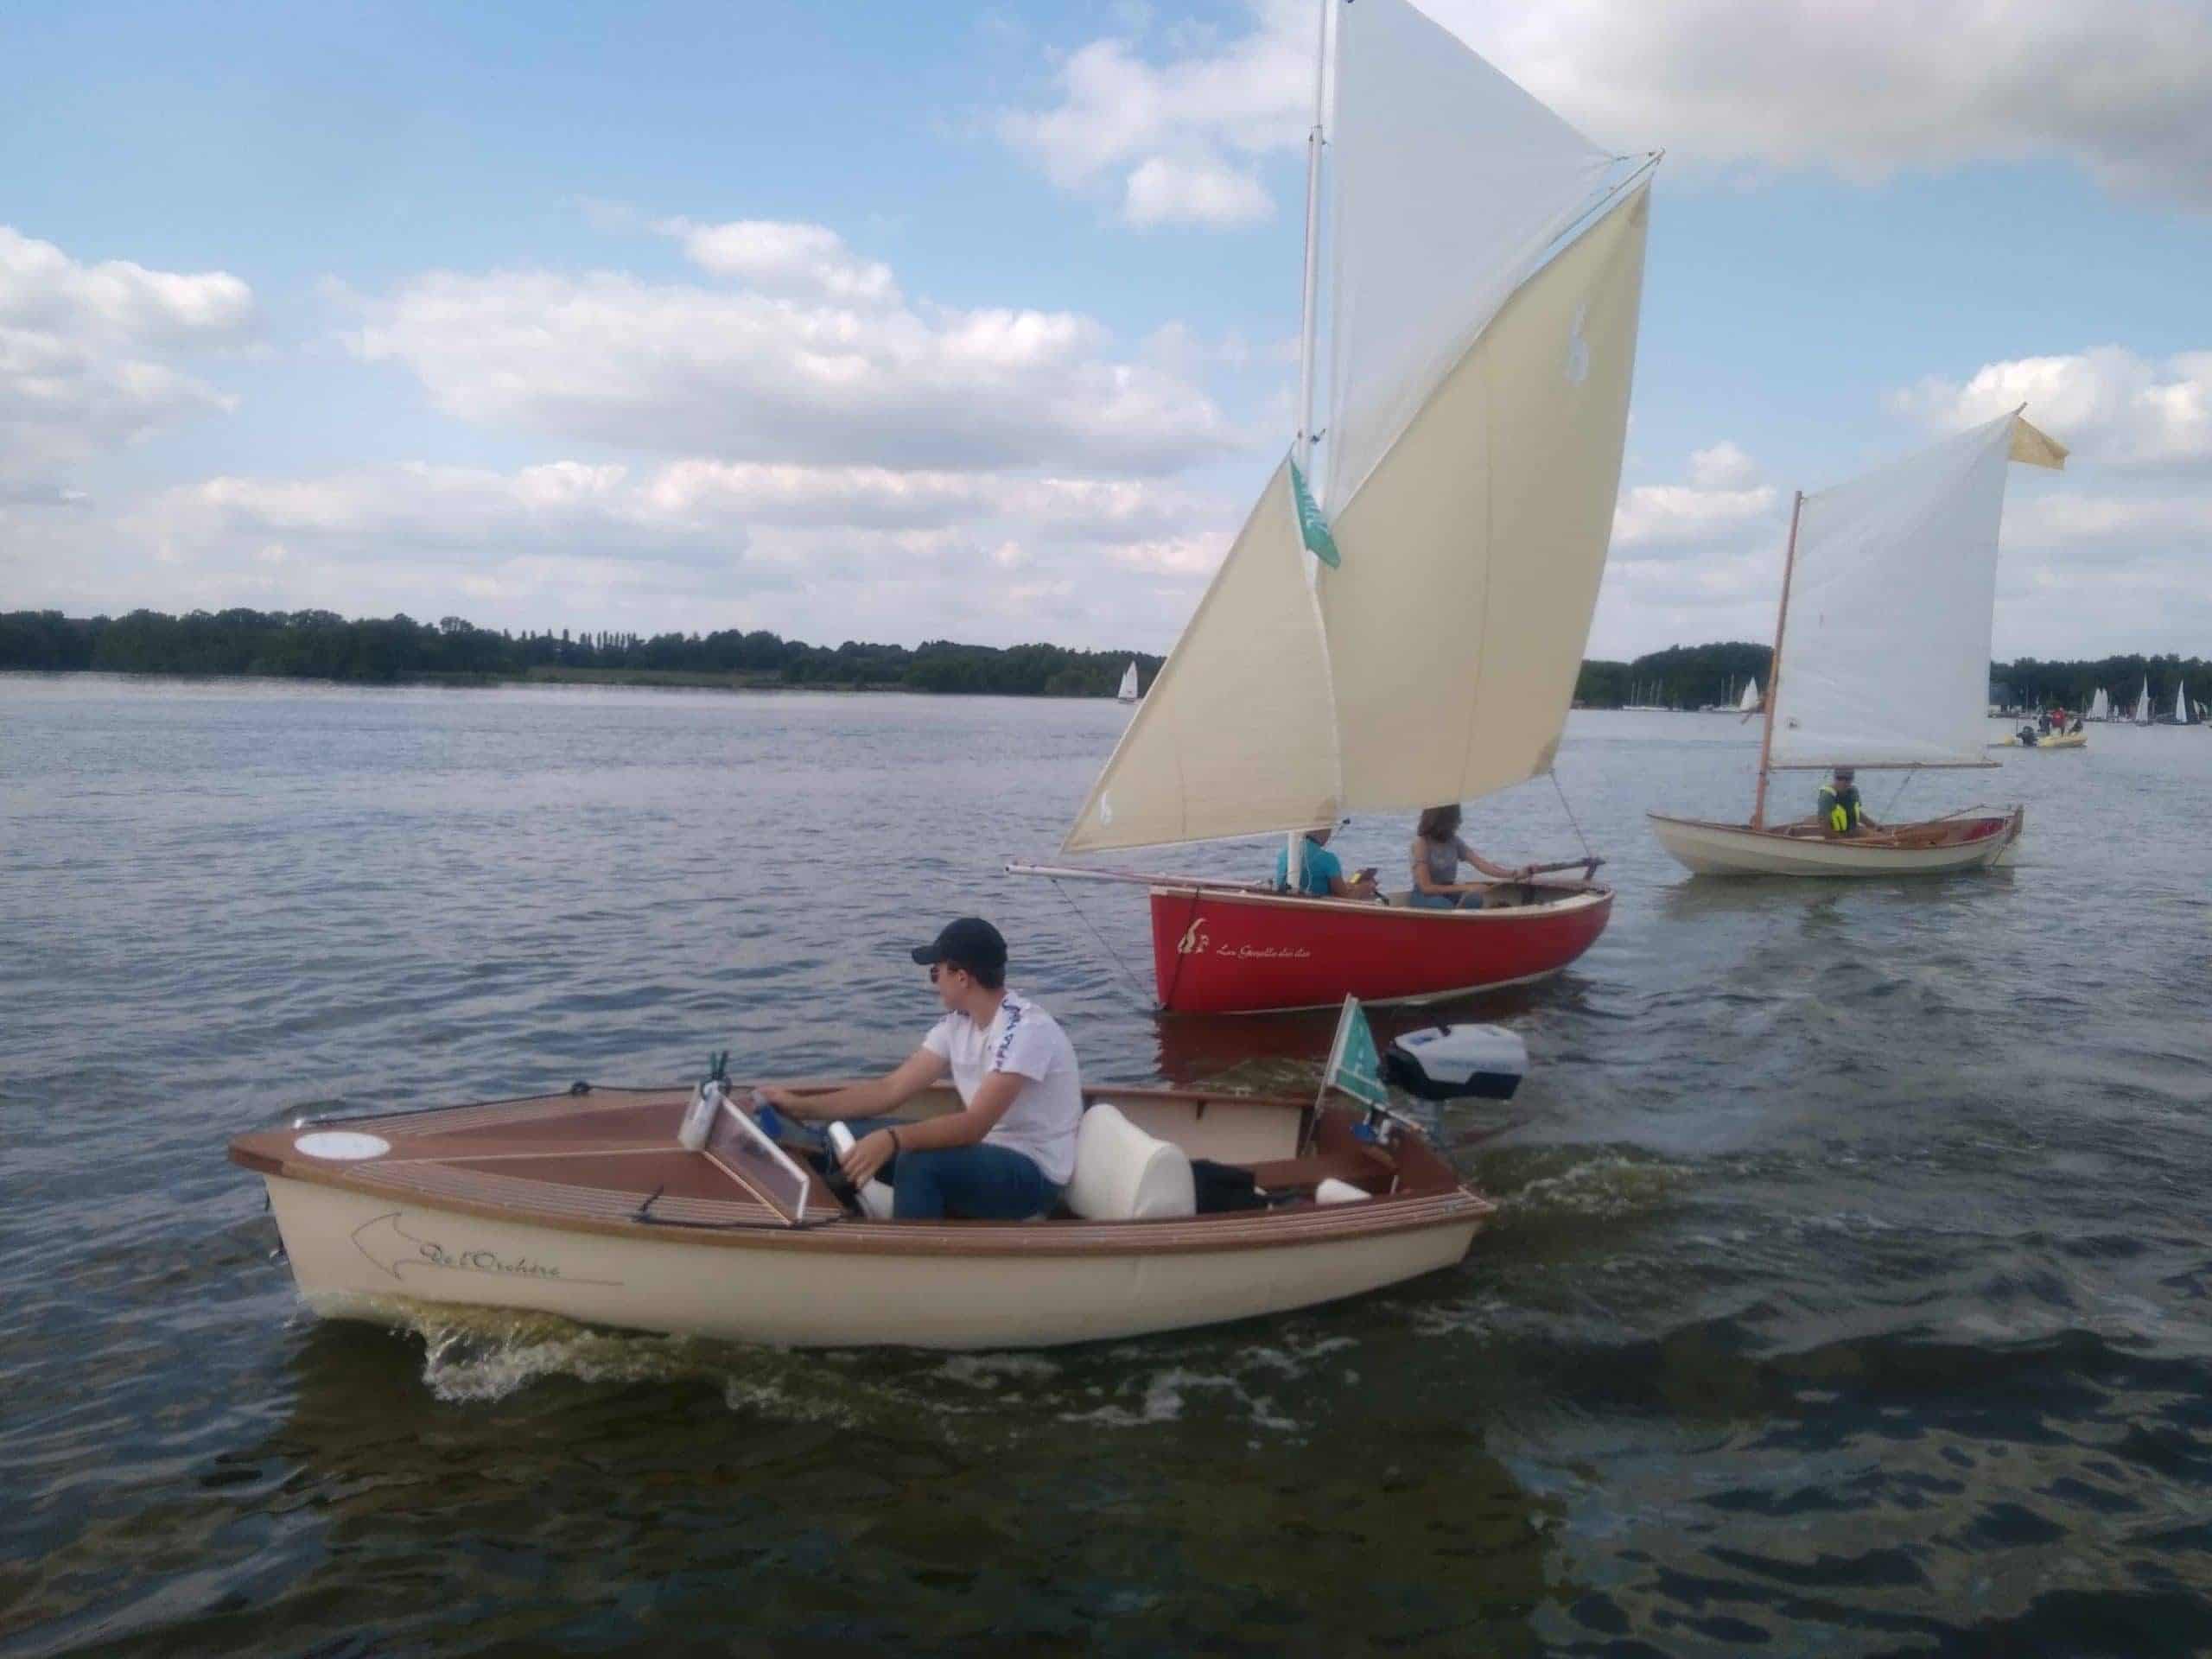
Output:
top-left (879, 1143), bottom-right (1061, 1221)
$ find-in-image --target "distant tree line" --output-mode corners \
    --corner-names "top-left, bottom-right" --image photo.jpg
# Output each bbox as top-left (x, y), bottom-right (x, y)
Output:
top-left (0, 608), bottom-right (1160, 697)
top-left (1574, 641), bottom-right (2211, 714)
top-left (1576, 643), bottom-right (1772, 709)
top-left (3, 609), bottom-right (2202, 710)
top-left (1985, 655), bottom-right (2210, 714)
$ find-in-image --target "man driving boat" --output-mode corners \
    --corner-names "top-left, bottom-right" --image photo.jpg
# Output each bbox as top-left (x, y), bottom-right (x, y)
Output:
top-left (1815, 766), bottom-right (1879, 836)
top-left (757, 918), bottom-right (1082, 1220)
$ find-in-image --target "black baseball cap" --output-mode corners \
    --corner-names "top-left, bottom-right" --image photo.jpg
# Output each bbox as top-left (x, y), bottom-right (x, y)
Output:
top-left (908, 917), bottom-right (1007, 978)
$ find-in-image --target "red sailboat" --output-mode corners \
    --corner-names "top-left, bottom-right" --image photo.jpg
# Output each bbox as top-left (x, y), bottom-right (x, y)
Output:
top-left (1012, 0), bottom-right (1656, 1015)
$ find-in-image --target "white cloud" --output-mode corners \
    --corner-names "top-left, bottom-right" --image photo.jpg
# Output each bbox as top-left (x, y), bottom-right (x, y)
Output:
top-left (0, 226), bottom-right (255, 493)
top-left (1000, 1), bottom-right (2212, 226)
top-left (1589, 440), bottom-right (1788, 652)
top-left (1106, 529), bottom-right (1234, 575)
top-left (1141, 321), bottom-right (1258, 378)
top-left (1123, 154), bottom-right (1274, 227)
top-left (2005, 489), bottom-right (2212, 553)
top-left (0, 226), bottom-right (254, 344)
top-left (997, 0), bottom-right (1313, 226)
top-left (656, 218), bottom-right (900, 306)
top-left (1611, 439), bottom-right (1779, 560)
top-left (147, 459), bottom-right (1221, 551)
top-left (1892, 347), bottom-right (2212, 468)
top-left (1688, 439), bottom-right (1758, 491)
top-left (348, 233), bottom-right (1241, 474)
top-left (1468, 0), bottom-right (2212, 204)
top-left (22, 453), bottom-right (1237, 649)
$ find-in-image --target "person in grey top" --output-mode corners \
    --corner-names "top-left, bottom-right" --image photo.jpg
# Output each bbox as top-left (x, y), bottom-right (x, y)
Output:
top-left (1408, 804), bottom-right (1533, 910)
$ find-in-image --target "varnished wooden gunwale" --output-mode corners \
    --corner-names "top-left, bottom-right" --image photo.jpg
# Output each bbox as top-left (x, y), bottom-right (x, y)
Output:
top-left (233, 1082), bottom-right (1494, 1259)
top-left (1648, 810), bottom-right (2018, 853)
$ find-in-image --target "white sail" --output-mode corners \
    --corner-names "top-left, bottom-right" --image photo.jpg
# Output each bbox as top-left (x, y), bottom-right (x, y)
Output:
top-left (1322, 184), bottom-right (1651, 809)
top-left (1117, 661), bottom-right (1139, 702)
top-left (1767, 411), bottom-right (2060, 770)
top-left (1321, 0), bottom-right (1613, 511)
top-left (1063, 465), bottom-right (1338, 853)
top-left (2136, 678), bottom-right (2152, 723)
top-left (1740, 677), bottom-right (1761, 713)
top-left (2179, 680), bottom-right (2191, 723)
top-left (2088, 687), bottom-right (2109, 721)
top-left (1058, 1), bottom-right (1655, 855)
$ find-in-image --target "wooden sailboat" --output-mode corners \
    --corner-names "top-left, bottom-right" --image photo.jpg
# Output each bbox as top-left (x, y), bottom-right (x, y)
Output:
top-left (1649, 410), bottom-right (2066, 877)
top-left (1012, 0), bottom-right (1657, 1014)
top-left (232, 1077), bottom-right (1492, 1351)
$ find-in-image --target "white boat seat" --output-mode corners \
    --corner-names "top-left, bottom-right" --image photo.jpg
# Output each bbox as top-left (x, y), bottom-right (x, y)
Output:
top-left (825, 1122), bottom-right (895, 1220)
top-left (1065, 1103), bottom-right (1196, 1221)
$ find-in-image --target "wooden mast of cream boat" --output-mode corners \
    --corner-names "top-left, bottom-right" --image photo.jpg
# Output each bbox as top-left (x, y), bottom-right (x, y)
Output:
top-left (1749, 489), bottom-right (1806, 830)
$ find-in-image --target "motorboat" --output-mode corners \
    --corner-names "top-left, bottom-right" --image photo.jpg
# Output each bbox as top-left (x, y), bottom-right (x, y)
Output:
top-left (232, 1077), bottom-right (1492, 1351)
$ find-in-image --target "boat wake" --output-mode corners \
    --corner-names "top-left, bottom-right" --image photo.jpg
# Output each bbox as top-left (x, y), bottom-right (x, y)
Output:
top-left (1492, 1145), bottom-right (1688, 1220)
top-left (357, 1292), bottom-right (1368, 1440)
top-left (391, 1300), bottom-right (838, 1412)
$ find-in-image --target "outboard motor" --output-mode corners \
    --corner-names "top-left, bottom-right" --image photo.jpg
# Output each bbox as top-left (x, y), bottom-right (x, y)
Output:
top-left (1382, 1024), bottom-right (1529, 1102)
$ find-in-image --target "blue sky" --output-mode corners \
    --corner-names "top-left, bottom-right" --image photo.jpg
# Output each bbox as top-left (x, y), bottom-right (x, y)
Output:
top-left (4, 0), bottom-right (2209, 658)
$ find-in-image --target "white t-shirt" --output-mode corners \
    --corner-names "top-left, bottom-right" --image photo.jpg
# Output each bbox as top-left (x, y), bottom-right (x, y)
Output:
top-left (922, 990), bottom-right (1083, 1185)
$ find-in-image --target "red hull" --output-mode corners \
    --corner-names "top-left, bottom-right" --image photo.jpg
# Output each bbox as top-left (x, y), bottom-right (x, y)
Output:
top-left (1147, 885), bottom-right (1614, 1015)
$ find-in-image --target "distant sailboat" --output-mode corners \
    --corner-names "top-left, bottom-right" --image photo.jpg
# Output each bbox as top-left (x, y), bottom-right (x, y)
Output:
top-left (2177, 680), bottom-right (2191, 724)
top-left (1738, 677), bottom-right (1761, 715)
top-left (1117, 661), bottom-right (1140, 703)
top-left (2134, 678), bottom-right (2153, 724)
top-left (2087, 687), bottom-right (2110, 721)
top-left (1649, 409), bottom-right (2065, 876)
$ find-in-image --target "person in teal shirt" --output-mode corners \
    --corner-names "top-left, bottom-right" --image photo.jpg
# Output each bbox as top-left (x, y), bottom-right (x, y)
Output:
top-left (1273, 826), bottom-right (1378, 899)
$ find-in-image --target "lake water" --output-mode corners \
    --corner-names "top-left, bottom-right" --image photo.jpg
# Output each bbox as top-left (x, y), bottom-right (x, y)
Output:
top-left (5, 675), bottom-right (2211, 1655)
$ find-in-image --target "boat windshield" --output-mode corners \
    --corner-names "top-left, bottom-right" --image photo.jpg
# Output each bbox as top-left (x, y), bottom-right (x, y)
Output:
top-left (704, 1100), bottom-right (813, 1224)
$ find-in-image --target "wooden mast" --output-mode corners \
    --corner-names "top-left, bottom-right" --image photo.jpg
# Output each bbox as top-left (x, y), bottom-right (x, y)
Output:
top-left (1750, 490), bottom-right (1805, 829)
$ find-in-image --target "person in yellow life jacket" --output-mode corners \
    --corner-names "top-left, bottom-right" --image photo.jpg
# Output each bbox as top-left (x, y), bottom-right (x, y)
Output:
top-left (1815, 766), bottom-right (1878, 836)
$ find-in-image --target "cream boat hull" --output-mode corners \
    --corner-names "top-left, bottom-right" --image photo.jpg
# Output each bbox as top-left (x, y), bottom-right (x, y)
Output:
top-left (263, 1175), bottom-right (1478, 1350)
top-left (237, 1085), bottom-right (1491, 1351)
top-left (1646, 808), bottom-right (2023, 878)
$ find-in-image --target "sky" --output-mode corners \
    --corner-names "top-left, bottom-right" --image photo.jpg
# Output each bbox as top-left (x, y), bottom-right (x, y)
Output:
top-left (3, 0), bottom-right (2209, 661)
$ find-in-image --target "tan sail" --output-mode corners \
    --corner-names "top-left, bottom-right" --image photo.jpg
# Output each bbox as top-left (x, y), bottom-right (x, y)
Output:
top-left (1323, 183), bottom-right (1651, 810)
top-left (1060, 185), bottom-right (1652, 855)
top-left (2010, 416), bottom-right (2068, 469)
top-left (1062, 463), bottom-right (1338, 854)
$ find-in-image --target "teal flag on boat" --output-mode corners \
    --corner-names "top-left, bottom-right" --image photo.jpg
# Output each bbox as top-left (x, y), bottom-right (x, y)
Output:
top-left (1289, 459), bottom-right (1340, 568)
top-left (1322, 995), bottom-right (1389, 1111)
